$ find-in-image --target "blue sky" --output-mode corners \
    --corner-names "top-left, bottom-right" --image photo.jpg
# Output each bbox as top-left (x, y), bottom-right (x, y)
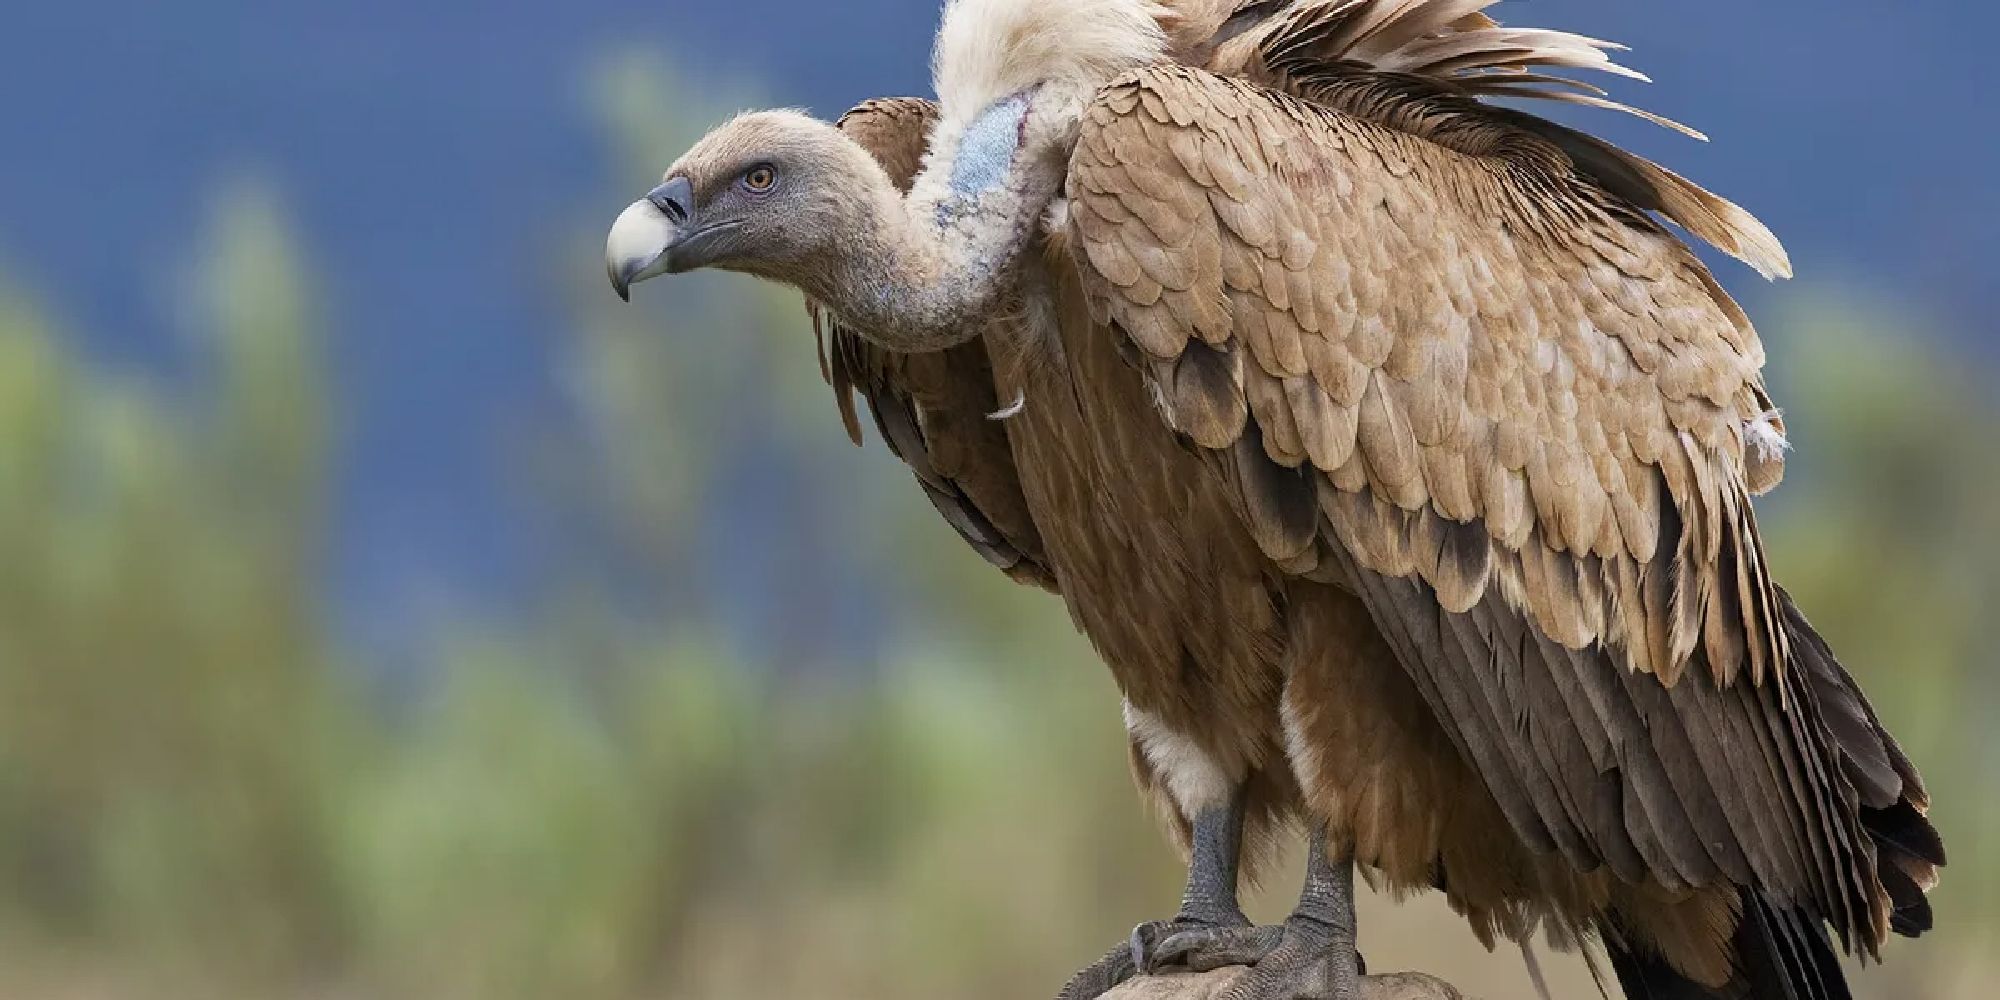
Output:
top-left (3, 1), bottom-right (1990, 645)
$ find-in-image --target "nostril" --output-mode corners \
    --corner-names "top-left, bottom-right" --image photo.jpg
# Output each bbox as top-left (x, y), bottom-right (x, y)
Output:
top-left (647, 176), bottom-right (694, 226)
top-left (654, 195), bottom-right (687, 226)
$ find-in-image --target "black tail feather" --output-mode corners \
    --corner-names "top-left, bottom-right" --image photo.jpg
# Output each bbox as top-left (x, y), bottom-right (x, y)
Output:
top-left (1878, 859), bottom-right (1933, 936)
top-left (1603, 936), bottom-right (1736, 1000)
top-left (1862, 798), bottom-right (1947, 871)
top-left (1603, 891), bottom-right (1851, 1000)
top-left (1781, 589), bottom-right (1945, 941)
top-left (1752, 892), bottom-right (1850, 1000)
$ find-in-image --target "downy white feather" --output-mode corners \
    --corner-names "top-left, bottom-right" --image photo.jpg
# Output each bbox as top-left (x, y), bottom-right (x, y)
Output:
top-left (932, 0), bottom-right (1170, 121)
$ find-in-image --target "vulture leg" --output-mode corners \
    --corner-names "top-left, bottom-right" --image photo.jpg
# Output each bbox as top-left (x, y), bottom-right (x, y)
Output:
top-left (1259, 829), bottom-right (1366, 1000)
top-left (1056, 795), bottom-right (1253, 1000)
top-left (1149, 827), bottom-right (1365, 1000)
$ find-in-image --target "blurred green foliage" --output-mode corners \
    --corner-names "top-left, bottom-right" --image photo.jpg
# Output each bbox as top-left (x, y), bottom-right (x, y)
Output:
top-left (0, 63), bottom-right (1990, 1000)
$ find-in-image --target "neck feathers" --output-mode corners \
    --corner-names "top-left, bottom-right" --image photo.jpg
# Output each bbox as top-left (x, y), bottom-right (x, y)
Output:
top-left (820, 0), bottom-right (1173, 352)
top-left (932, 0), bottom-right (1170, 121)
top-left (834, 100), bottom-right (1057, 353)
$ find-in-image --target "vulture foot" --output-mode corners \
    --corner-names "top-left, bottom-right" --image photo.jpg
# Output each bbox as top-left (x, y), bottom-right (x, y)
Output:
top-left (1057, 914), bottom-right (1254, 1000)
top-left (1140, 922), bottom-right (1285, 973)
top-left (1192, 827), bottom-right (1362, 1000)
top-left (1059, 799), bottom-right (1255, 1000)
top-left (1202, 917), bottom-right (1362, 1000)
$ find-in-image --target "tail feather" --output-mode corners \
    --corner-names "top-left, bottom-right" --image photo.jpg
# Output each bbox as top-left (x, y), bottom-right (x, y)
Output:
top-left (1781, 588), bottom-right (1944, 942)
top-left (1602, 891), bottom-right (1850, 1000)
top-left (1603, 591), bottom-right (1941, 998)
top-left (1749, 893), bottom-right (1850, 1000)
top-left (1877, 860), bottom-right (1932, 936)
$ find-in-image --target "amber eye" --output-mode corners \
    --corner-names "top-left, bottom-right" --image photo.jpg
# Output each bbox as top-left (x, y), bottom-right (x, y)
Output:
top-left (741, 164), bottom-right (777, 194)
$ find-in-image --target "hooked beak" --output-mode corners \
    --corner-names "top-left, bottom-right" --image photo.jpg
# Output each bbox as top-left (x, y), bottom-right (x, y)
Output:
top-left (605, 176), bottom-right (697, 301)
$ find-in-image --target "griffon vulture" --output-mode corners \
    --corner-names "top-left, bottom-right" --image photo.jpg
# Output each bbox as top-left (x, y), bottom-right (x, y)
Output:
top-left (604, 1), bottom-right (1945, 997)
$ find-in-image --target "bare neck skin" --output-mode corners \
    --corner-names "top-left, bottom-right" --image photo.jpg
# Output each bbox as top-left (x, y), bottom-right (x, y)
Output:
top-left (608, 3), bottom-right (1171, 348)
top-left (803, 91), bottom-right (1069, 353)
top-left (751, 0), bottom-right (1174, 351)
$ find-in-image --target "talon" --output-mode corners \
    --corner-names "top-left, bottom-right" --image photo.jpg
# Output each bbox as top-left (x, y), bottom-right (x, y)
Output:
top-left (1146, 923), bottom-right (1286, 974)
top-left (1059, 800), bottom-right (1255, 999)
top-left (1062, 914), bottom-right (1260, 999)
top-left (1128, 921), bottom-right (1157, 973)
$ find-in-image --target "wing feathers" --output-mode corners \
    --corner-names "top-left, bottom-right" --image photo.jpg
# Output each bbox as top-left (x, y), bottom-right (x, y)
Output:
top-left (1074, 67), bottom-right (1797, 687)
top-left (1196, 0), bottom-right (1793, 279)
top-left (816, 98), bottom-right (1055, 590)
top-left (1068, 63), bottom-right (1932, 961)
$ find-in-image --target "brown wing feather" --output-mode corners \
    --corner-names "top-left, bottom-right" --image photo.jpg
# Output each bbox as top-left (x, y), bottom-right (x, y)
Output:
top-left (818, 99), bottom-right (1054, 589)
top-left (1066, 64), bottom-right (1932, 957)
top-left (1194, 0), bottom-right (1792, 281)
top-left (1071, 66), bottom-right (1777, 681)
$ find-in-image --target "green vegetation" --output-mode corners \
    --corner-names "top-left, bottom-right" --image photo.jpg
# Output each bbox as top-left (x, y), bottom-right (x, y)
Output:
top-left (0, 65), bottom-right (1989, 1000)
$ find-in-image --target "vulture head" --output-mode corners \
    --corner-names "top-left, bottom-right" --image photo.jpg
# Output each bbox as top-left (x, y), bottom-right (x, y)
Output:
top-left (605, 0), bottom-right (1173, 351)
top-left (604, 111), bottom-right (892, 295)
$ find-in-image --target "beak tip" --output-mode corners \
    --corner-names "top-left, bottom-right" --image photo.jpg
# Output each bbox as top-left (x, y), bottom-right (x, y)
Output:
top-left (607, 259), bottom-right (634, 302)
top-left (607, 195), bottom-right (683, 300)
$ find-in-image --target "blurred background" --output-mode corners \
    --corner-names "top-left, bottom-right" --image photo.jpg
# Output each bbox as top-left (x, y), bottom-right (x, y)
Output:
top-left (0, 1), bottom-right (1991, 997)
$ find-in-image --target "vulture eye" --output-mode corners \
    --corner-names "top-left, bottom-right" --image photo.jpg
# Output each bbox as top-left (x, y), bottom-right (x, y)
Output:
top-left (741, 164), bottom-right (777, 194)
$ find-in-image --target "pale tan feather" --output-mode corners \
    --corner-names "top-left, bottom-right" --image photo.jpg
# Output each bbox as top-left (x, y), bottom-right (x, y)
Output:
top-left (1068, 60), bottom-right (1786, 715)
top-left (1197, 0), bottom-right (1791, 279)
top-left (1063, 62), bottom-right (1915, 958)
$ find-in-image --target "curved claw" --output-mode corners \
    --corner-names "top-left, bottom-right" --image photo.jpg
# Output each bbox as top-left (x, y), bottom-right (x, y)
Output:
top-left (1127, 920), bottom-right (1176, 975)
top-left (1061, 914), bottom-right (1258, 1000)
top-left (1145, 923), bottom-right (1286, 974)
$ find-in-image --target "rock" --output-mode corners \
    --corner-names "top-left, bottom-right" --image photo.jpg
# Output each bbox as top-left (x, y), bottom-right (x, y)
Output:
top-left (1098, 968), bottom-right (1466, 1000)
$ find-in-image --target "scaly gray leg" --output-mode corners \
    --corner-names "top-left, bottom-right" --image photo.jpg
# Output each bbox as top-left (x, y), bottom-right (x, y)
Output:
top-left (1056, 795), bottom-right (1251, 1000)
top-left (1146, 826), bottom-right (1364, 1000)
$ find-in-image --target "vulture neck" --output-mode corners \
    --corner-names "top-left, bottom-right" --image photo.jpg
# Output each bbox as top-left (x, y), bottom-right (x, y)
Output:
top-left (814, 91), bottom-right (1070, 354)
